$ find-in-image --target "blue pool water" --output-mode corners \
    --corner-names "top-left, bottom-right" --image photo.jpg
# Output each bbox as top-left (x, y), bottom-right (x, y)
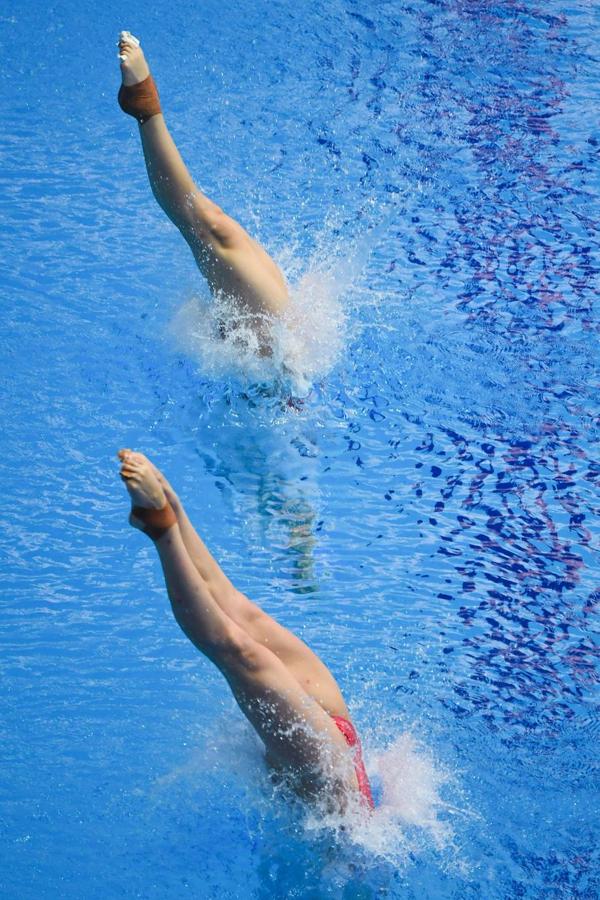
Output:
top-left (2, 0), bottom-right (599, 896)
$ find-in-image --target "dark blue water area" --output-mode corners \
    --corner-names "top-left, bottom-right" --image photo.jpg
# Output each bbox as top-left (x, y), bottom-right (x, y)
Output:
top-left (1, 0), bottom-right (599, 896)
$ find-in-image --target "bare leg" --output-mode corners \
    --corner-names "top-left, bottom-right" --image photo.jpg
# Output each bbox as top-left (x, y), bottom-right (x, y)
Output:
top-left (119, 451), bottom-right (353, 797)
top-left (117, 32), bottom-right (289, 331)
top-left (118, 451), bottom-right (350, 719)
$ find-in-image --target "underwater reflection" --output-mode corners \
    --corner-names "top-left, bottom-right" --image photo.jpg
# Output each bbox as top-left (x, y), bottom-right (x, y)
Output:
top-left (175, 393), bottom-right (324, 597)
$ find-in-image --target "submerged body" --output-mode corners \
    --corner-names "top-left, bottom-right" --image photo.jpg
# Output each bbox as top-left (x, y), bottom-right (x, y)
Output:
top-left (119, 450), bottom-right (373, 810)
top-left (117, 31), bottom-right (289, 350)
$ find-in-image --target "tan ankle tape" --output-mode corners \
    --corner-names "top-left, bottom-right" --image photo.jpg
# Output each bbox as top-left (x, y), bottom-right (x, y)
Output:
top-left (118, 74), bottom-right (162, 124)
top-left (132, 502), bottom-right (176, 540)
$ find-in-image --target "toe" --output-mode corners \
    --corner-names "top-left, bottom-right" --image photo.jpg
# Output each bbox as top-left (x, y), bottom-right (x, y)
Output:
top-left (119, 31), bottom-right (140, 47)
top-left (121, 451), bottom-right (140, 464)
top-left (121, 462), bottom-right (141, 477)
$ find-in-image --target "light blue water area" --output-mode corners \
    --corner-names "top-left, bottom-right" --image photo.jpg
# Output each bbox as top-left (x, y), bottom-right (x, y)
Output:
top-left (2, 0), bottom-right (599, 896)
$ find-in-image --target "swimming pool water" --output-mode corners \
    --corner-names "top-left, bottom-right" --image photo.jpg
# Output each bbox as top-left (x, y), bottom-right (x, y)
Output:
top-left (2, 0), bottom-right (599, 896)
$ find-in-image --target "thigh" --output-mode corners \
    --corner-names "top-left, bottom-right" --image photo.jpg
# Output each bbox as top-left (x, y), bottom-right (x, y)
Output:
top-left (228, 592), bottom-right (351, 719)
top-left (219, 633), bottom-right (353, 789)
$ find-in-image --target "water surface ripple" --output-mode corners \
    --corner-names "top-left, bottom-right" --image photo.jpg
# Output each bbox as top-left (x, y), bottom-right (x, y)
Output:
top-left (1, 0), bottom-right (599, 897)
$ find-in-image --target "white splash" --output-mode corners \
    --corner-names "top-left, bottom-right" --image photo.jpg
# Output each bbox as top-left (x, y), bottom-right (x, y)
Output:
top-left (170, 260), bottom-right (350, 397)
top-left (303, 732), bottom-right (467, 870)
top-left (147, 709), bottom-right (473, 885)
top-left (166, 234), bottom-right (375, 397)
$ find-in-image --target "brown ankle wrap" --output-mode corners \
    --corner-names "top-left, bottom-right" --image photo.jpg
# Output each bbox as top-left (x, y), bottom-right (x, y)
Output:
top-left (132, 502), bottom-right (177, 541)
top-left (118, 74), bottom-right (162, 124)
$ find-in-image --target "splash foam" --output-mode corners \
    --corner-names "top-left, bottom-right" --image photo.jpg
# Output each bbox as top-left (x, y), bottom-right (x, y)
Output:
top-left (170, 265), bottom-right (347, 397)
top-left (154, 712), bottom-right (470, 878)
top-left (302, 732), bottom-right (467, 871)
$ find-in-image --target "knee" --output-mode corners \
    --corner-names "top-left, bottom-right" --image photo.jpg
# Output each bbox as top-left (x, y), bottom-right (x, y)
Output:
top-left (234, 592), bottom-right (265, 631)
top-left (206, 209), bottom-right (243, 248)
top-left (216, 624), bottom-right (265, 673)
top-left (186, 198), bottom-right (242, 248)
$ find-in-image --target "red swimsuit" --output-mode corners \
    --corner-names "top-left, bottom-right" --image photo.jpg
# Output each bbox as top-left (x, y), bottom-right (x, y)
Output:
top-left (331, 715), bottom-right (374, 810)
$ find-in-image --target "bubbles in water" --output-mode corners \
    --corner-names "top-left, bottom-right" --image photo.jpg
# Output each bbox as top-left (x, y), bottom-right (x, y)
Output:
top-left (366, 735), bottom-right (457, 851)
top-left (146, 707), bottom-right (474, 896)
top-left (170, 265), bottom-right (347, 398)
top-left (302, 731), bottom-right (469, 873)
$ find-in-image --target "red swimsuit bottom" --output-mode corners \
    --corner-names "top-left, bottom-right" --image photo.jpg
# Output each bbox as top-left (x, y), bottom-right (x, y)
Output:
top-left (331, 715), bottom-right (374, 810)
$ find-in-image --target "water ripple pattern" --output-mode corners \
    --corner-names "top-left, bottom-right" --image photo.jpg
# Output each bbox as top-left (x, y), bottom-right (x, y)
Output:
top-left (1, 0), bottom-right (599, 897)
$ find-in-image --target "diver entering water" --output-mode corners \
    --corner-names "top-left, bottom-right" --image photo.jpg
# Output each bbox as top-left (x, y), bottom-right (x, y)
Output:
top-left (116, 31), bottom-right (289, 353)
top-left (118, 449), bottom-right (373, 810)
top-left (115, 32), bottom-right (370, 806)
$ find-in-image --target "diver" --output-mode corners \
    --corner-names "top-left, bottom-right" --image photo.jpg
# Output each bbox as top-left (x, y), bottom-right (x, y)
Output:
top-left (118, 449), bottom-right (373, 810)
top-left (116, 31), bottom-right (289, 353)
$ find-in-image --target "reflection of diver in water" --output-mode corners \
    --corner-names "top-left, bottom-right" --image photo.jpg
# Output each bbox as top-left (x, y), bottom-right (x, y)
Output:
top-left (118, 450), bottom-right (373, 810)
top-left (117, 31), bottom-right (289, 353)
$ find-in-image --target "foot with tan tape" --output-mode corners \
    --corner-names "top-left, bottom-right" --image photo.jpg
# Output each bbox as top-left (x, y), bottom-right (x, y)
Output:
top-left (118, 450), bottom-right (176, 540)
top-left (117, 31), bottom-right (162, 123)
